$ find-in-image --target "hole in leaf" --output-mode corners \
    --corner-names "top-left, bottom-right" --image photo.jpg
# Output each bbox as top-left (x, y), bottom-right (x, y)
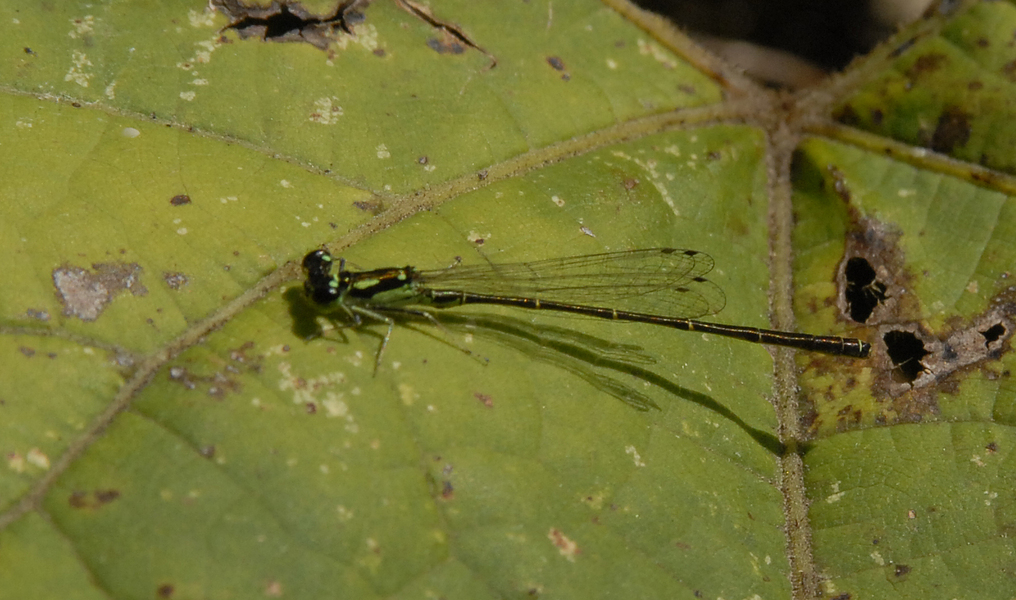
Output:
top-left (249, 5), bottom-right (306, 38)
top-left (217, 0), bottom-right (360, 48)
top-left (844, 257), bottom-right (887, 323)
top-left (883, 330), bottom-right (929, 383)
top-left (981, 323), bottom-right (1006, 347)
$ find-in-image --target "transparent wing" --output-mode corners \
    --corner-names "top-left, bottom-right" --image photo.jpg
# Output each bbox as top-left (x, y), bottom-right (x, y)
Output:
top-left (416, 248), bottom-right (726, 319)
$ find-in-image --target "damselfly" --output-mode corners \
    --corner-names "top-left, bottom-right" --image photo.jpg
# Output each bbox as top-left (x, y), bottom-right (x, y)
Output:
top-left (301, 248), bottom-right (871, 371)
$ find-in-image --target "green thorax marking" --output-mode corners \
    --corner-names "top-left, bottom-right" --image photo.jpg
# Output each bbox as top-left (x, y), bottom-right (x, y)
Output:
top-left (342, 267), bottom-right (425, 307)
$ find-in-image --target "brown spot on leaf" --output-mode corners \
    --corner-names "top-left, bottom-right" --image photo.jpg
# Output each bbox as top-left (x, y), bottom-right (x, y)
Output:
top-left (398, 0), bottom-right (496, 68)
top-left (168, 342), bottom-right (261, 398)
top-left (95, 489), bottom-right (121, 504)
top-left (1003, 60), bottom-right (1016, 82)
top-left (427, 35), bottom-right (464, 54)
top-left (930, 106), bottom-right (972, 153)
top-left (906, 53), bottom-right (947, 78)
top-left (352, 198), bottom-right (384, 214)
top-left (69, 489), bottom-right (121, 509)
top-left (25, 308), bottom-right (50, 321)
top-left (229, 341), bottom-right (257, 365)
top-left (834, 104), bottom-right (860, 126)
top-left (68, 491), bottom-right (87, 508)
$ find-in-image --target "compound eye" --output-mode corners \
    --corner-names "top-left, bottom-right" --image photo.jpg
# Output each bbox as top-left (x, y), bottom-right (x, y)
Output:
top-left (302, 250), bottom-right (333, 275)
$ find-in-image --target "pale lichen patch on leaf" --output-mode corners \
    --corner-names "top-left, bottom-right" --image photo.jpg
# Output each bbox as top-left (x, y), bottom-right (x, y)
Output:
top-left (176, 39), bottom-right (220, 71)
top-left (173, 37), bottom-right (224, 101)
top-left (188, 7), bottom-right (217, 28)
top-left (580, 491), bottom-right (606, 510)
top-left (637, 38), bottom-right (677, 69)
top-left (399, 383), bottom-right (417, 406)
top-left (7, 453), bottom-right (25, 473)
top-left (547, 528), bottom-right (580, 562)
top-left (625, 445), bottom-right (646, 467)
top-left (26, 448), bottom-right (51, 470)
top-left (276, 361), bottom-right (348, 407)
top-left (358, 536), bottom-right (383, 573)
top-left (309, 96), bottom-right (344, 124)
top-left (466, 230), bottom-right (490, 245)
top-left (334, 22), bottom-right (380, 52)
top-left (264, 580), bottom-right (283, 597)
top-left (825, 481), bottom-right (845, 504)
top-left (64, 50), bottom-right (94, 87)
top-left (52, 261), bottom-right (146, 321)
top-left (610, 150), bottom-right (678, 215)
top-left (67, 15), bottom-right (95, 39)
top-left (163, 271), bottom-right (189, 290)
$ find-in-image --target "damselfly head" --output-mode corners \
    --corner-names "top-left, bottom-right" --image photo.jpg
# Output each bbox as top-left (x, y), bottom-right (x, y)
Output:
top-left (302, 250), bottom-right (343, 306)
top-left (303, 249), bottom-right (333, 278)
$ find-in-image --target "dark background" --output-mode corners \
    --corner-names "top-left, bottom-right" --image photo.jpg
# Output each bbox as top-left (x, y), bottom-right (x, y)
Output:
top-left (633, 0), bottom-right (932, 72)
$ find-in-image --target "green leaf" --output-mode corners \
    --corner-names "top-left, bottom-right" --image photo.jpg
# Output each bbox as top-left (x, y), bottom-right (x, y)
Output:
top-left (1, 1), bottom-right (1013, 599)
